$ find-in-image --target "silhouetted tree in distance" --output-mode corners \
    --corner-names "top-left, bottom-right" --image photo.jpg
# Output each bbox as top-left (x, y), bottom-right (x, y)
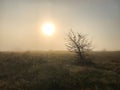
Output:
top-left (66, 30), bottom-right (92, 61)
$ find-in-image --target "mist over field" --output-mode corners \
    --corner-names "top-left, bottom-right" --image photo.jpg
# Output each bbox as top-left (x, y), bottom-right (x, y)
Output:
top-left (0, 0), bottom-right (120, 51)
top-left (0, 0), bottom-right (120, 90)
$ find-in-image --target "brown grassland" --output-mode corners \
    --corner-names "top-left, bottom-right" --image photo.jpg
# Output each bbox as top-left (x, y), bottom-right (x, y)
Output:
top-left (0, 51), bottom-right (119, 90)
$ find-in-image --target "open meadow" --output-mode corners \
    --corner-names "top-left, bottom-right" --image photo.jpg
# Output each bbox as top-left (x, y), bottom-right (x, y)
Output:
top-left (0, 51), bottom-right (119, 90)
top-left (1, 0), bottom-right (120, 90)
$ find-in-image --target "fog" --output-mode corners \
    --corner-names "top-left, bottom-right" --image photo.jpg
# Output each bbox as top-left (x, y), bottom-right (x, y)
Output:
top-left (0, 0), bottom-right (120, 51)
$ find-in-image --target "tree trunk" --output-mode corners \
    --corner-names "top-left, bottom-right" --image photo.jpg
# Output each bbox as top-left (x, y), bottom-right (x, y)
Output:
top-left (78, 52), bottom-right (84, 60)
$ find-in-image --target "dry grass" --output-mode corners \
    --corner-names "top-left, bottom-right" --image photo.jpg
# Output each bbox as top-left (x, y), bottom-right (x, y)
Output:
top-left (0, 51), bottom-right (119, 90)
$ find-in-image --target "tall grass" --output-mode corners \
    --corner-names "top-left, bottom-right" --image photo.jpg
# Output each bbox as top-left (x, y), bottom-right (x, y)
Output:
top-left (0, 51), bottom-right (119, 90)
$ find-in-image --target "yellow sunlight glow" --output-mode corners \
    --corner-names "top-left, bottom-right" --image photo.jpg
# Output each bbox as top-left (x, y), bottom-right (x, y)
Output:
top-left (42, 22), bottom-right (55, 36)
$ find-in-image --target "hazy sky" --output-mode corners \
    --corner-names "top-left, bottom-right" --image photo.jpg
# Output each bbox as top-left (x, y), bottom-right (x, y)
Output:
top-left (0, 0), bottom-right (120, 51)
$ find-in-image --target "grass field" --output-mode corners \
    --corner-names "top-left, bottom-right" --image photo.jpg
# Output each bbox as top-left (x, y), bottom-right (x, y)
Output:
top-left (0, 51), bottom-right (119, 90)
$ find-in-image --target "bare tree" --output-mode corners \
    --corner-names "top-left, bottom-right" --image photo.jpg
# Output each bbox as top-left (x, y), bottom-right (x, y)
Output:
top-left (66, 30), bottom-right (92, 61)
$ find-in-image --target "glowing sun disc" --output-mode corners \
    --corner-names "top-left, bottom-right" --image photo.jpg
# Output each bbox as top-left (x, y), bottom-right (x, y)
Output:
top-left (42, 22), bottom-right (55, 36)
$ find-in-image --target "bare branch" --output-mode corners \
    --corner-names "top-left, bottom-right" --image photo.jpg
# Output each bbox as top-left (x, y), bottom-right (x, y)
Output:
top-left (66, 30), bottom-right (92, 60)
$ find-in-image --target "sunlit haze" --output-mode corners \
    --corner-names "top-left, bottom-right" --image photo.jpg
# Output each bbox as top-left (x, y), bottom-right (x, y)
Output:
top-left (42, 22), bottom-right (55, 36)
top-left (0, 0), bottom-right (120, 51)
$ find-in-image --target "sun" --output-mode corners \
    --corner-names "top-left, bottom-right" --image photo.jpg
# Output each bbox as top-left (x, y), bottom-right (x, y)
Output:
top-left (42, 22), bottom-right (55, 36)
